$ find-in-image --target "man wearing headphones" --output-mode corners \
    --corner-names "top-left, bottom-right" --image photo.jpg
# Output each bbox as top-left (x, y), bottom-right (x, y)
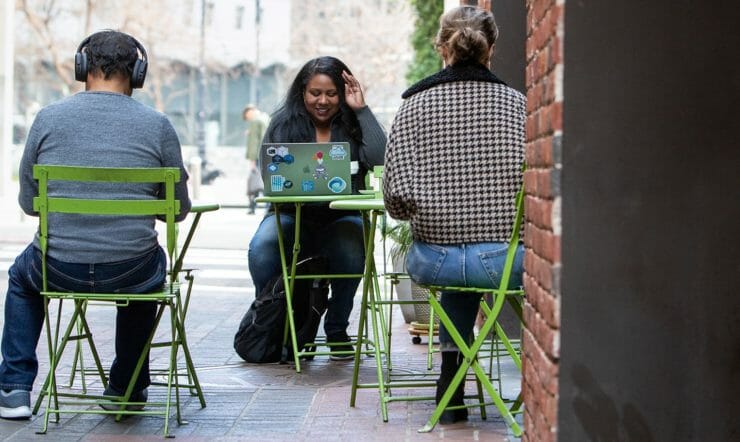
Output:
top-left (0, 30), bottom-right (190, 419)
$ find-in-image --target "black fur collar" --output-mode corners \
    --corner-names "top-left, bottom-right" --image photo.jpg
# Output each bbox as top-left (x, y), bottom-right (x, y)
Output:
top-left (402, 61), bottom-right (506, 99)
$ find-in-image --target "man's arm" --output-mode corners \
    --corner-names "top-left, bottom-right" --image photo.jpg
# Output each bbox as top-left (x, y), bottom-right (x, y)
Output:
top-left (17, 114), bottom-right (44, 216)
top-left (159, 116), bottom-right (191, 221)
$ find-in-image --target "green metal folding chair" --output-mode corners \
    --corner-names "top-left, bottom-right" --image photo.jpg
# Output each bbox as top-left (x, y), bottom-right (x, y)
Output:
top-left (47, 203), bottom-right (218, 402)
top-left (418, 187), bottom-right (526, 436)
top-left (30, 165), bottom-right (207, 437)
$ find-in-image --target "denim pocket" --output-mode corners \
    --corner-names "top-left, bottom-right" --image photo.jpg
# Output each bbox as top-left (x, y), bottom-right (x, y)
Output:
top-left (107, 248), bottom-right (166, 294)
top-left (406, 241), bottom-right (448, 285)
top-left (478, 244), bottom-right (523, 289)
top-left (29, 251), bottom-right (88, 293)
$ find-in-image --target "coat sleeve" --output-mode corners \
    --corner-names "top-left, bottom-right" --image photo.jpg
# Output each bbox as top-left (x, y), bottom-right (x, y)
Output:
top-left (355, 106), bottom-right (387, 169)
top-left (382, 98), bottom-right (418, 221)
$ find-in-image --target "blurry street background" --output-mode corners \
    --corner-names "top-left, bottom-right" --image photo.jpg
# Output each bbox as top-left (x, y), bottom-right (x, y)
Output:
top-left (3, 0), bottom-right (418, 200)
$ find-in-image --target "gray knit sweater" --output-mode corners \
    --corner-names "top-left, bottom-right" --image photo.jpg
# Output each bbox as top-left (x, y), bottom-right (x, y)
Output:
top-left (18, 91), bottom-right (191, 263)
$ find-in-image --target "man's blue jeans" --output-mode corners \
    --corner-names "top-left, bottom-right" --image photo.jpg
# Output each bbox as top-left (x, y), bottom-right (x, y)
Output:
top-left (405, 241), bottom-right (524, 352)
top-left (0, 244), bottom-right (166, 393)
top-left (248, 213), bottom-right (365, 337)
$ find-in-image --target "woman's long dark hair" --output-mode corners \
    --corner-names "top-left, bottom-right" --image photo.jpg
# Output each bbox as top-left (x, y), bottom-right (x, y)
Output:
top-left (266, 56), bottom-right (362, 145)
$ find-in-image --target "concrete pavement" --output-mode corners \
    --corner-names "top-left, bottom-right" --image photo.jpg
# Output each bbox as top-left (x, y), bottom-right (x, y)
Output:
top-left (0, 169), bottom-right (522, 441)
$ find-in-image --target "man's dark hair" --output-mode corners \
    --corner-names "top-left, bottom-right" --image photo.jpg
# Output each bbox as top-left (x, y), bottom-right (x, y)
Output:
top-left (85, 31), bottom-right (139, 80)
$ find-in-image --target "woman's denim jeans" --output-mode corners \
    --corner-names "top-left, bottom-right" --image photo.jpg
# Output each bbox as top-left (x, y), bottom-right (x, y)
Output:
top-left (0, 244), bottom-right (166, 392)
top-left (405, 241), bottom-right (524, 352)
top-left (248, 213), bottom-right (365, 337)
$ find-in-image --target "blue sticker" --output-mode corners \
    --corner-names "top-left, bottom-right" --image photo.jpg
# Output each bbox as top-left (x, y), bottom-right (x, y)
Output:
top-left (327, 176), bottom-right (347, 193)
top-left (329, 144), bottom-right (348, 160)
top-left (301, 180), bottom-right (315, 192)
top-left (270, 175), bottom-right (285, 192)
top-left (283, 154), bottom-right (295, 164)
top-left (267, 163), bottom-right (279, 172)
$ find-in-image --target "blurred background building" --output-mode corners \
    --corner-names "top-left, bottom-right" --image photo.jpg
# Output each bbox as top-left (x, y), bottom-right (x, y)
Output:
top-left (5, 0), bottom-right (415, 192)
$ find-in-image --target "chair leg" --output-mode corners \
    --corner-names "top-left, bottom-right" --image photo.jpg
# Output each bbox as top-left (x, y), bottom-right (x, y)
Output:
top-left (173, 279), bottom-right (206, 407)
top-left (419, 292), bottom-right (523, 437)
top-left (68, 320), bottom-right (85, 391)
top-left (112, 303), bottom-right (166, 421)
top-left (38, 300), bottom-right (59, 434)
top-left (168, 301), bottom-right (180, 431)
top-left (175, 317), bottom-right (205, 407)
top-left (426, 304), bottom-right (435, 370)
top-left (474, 374), bottom-right (487, 420)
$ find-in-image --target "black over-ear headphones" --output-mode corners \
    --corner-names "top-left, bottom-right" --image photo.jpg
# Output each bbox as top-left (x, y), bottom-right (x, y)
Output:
top-left (74, 31), bottom-right (148, 89)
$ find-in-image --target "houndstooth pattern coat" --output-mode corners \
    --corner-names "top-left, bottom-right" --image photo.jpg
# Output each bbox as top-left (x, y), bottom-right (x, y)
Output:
top-left (383, 62), bottom-right (525, 244)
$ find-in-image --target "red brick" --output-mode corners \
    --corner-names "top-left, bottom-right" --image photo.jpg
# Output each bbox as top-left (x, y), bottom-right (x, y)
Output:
top-left (525, 110), bottom-right (539, 141)
top-left (524, 274), bottom-right (560, 328)
top-left (524, 195), bottom-right (553, 230)
top-left (526, 83), bottom-right (545, 114)
top-left (523, 300), bottom-right (559, 358)
top-left (549, 101), bottom-right (563, 132)
top-left (528, 0), bottom-right (554, 29)
top-left (525, 135), bottom-right (554, 168)
top-left (524, 168), bottom-right (554, 199)
top-left (524, 223), bottom-right (559, 264)
top-left (524, 0), bottom-right (564, 438)
top-left (524, 248), bottom-right (553, 291)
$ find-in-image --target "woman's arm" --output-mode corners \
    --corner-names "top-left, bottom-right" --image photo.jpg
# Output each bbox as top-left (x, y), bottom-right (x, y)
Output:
top-left (355, 105), bottom-right (387, 168)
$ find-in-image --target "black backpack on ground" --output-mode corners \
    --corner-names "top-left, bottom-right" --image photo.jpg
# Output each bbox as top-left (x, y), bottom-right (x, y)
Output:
top-left (234, 256), bottom-right (329, 363)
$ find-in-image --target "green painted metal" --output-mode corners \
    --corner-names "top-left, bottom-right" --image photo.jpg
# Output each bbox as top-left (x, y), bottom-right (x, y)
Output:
top-left (418, 188), bottom-right (526, 437)
top-left (256, 194), bottom-right (373, 204)
top-left (31, 165), bottom-right (216, 437)
top-left (259, 196), bottom-right (372, 372)
top-left (332, 198), bottom-right (483, 423)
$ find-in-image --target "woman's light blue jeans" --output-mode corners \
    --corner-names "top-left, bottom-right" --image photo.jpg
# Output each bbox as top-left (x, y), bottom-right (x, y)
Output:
top-left (248, 213), bottom-right (365, 338)
top-left (0, 244), bottom-right (165, 393)
top-left (405, 241), bottom-right (524, 352)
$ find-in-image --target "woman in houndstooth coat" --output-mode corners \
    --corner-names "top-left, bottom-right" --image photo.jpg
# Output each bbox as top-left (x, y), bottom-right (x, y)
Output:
top-left (383, 5), bottom-right (526, 424)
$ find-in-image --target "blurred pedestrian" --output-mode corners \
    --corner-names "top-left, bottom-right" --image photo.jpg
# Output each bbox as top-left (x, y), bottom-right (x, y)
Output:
top-left (243, 104), bottom-right (270, 214)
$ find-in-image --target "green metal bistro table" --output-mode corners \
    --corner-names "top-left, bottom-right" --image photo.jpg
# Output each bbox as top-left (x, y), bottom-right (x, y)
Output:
top-left (331, 198), bottom-right (504, 430)
top-left (329, 198), bottom-right (392, 417)
top-left (330, 197), bottom-right (445, 424)
top-left (255, 194), bottom-right (374, 372)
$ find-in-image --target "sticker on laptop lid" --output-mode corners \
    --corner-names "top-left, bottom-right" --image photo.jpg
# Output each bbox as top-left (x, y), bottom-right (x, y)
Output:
top-left (301, 180), bottom-right (315, 192)
top-left (313, 151), bottom-right (328, 180)
top-left (270, 175), bottom-right (285, 192)
top-left (328, 176), bottom-right (347, 193)
top-left (329, 144), bottom-right (348, 160)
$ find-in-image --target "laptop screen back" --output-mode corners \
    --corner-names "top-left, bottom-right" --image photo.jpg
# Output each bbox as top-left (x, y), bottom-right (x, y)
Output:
top-left (260, 142), bottom-right (352, 196)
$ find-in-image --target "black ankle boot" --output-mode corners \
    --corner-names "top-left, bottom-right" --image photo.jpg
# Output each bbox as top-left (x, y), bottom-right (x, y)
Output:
top-left (436, 351), bottom-right (468, 424)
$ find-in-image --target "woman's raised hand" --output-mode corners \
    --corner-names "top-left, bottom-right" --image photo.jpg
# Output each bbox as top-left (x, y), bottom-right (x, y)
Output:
top-left (342, 70), bottom-right (366, 111)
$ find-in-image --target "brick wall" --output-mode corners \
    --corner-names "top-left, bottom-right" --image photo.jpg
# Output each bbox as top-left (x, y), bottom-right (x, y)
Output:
top-left (521, 0), bottom-right (563, 440)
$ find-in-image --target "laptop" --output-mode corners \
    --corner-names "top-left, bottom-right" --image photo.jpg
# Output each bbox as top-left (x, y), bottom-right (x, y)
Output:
top-left (260, 142), bottom-right (353, 196)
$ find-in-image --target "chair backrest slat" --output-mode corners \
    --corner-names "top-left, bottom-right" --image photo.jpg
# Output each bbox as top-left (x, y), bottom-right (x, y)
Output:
top-left (33, 165), bottom-right (182, 291)
top-left (33, 165), bottom-right (179, 183)
top-left (33, 198), bottom-right (180, 216)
